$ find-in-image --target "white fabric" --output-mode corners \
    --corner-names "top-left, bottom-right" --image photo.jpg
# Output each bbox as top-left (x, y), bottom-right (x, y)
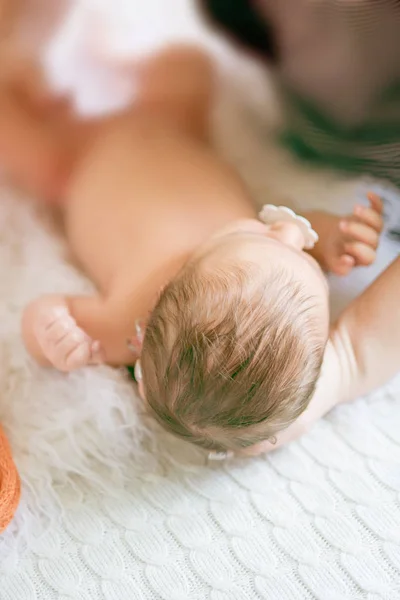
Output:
top-left (42, 0), bottom-right (219, 116)
top-left (1, 3), bottom-right (400, 599)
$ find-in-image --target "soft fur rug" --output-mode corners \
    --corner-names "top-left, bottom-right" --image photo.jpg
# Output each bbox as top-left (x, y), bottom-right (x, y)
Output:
top-left (1, 3), bottom-right (400, 599)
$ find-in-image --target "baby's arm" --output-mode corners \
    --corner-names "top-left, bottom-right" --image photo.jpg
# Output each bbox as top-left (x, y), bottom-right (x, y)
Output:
top-left (242, 339), bottom-right (348, 455)
top-left (245, 254), bottom-right (400, 455)
top-left (22, 294), bottom-right (136, 371)
top-left (331, 255), bottom-right (400, 401)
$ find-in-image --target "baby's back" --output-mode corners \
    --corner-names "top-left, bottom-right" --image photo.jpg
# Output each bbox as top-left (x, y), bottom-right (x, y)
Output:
top-left (64, 111), bottom-right (254, 294)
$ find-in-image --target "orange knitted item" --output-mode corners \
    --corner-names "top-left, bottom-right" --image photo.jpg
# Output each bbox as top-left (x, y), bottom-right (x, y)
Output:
top-left (0, 425), bottom-right (20, 533)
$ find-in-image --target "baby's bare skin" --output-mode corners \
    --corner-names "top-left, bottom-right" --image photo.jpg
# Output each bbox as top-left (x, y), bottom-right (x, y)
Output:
top-left (2, 46), bottom-right (384, 455)
top-left (246, 252), bottom-right (400, 455)
top-left (19, 48), bottom-right (380, 370)
top-left (23, 48), bottom-right (260, 366)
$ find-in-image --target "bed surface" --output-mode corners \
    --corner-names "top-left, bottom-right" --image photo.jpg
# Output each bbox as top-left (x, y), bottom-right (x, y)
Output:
top-left (1, 4), bottom-right (400, 599)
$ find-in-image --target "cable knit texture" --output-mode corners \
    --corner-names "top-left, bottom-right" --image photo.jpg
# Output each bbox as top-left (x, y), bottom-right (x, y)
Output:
top-left (1, 2), bottom-right (400, 599)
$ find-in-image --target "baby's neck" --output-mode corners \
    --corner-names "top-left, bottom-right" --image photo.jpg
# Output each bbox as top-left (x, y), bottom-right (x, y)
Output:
top-left (112, 200), bottom-right (258, 323)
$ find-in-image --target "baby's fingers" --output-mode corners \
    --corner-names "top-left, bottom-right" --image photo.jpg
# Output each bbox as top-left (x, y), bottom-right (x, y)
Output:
top-left (340, 220), bottom-right (379, 248)
top-left (353, 194), bottom-right (384, 232)
top-left (344, 241), bottom-right (376, 266)
top-left (367, 192), bottom-right (383, 214)
top-left (89, 340), bottom-right (104, 365)
top-left (64, 339), bottom-right (92, 371)
top-left (61, 339), bottom-right (103, 371)
top-left (331, 254), bottom-right (355, 276)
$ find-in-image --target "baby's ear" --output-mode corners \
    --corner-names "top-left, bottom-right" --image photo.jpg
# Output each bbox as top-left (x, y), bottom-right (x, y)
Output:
top-left (239, 438), bottom-right (276, 456)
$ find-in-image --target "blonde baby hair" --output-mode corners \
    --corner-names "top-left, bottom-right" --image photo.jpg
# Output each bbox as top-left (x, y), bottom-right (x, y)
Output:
top-left (141, 256), bottom-right (326, 453)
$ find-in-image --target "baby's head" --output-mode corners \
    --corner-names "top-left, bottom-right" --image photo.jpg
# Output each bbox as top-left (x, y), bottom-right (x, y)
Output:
top-left (140, 217), bottom-right (329, 454)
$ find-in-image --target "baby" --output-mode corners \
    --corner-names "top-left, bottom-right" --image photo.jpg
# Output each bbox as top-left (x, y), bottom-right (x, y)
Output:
top-left (1, 46), bottom-right (380, 459)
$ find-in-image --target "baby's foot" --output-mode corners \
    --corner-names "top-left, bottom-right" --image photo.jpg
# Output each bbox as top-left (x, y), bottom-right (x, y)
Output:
top-left (29, 299), bottom-right (103, 372)
top-left (311, 193), bottom-right (383, 276)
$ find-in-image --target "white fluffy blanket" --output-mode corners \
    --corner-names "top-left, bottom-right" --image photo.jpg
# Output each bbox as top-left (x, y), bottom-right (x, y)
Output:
top-left (1, 3), bottom-right (400, 599)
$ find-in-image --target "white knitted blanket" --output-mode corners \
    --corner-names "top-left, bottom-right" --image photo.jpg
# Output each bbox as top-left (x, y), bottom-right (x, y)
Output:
top-left (1, 3), bottom-right (400, 599)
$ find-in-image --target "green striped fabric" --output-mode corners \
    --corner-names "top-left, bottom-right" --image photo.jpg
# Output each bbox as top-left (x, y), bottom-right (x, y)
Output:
top-left (281, 84), bottom-right (400, 186)
top-left (204, 0), bottom-right (400, 185)
top-left (280, 83), bottom-right (400, 185)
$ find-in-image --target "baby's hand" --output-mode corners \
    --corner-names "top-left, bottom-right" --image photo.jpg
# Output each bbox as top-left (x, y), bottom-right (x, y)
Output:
top-left (26, 298), bottom-right (103, 372)
top-left (312, 192), bottom-right (383, 276)
top-left (336, 192), bottom-right (383, 274)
